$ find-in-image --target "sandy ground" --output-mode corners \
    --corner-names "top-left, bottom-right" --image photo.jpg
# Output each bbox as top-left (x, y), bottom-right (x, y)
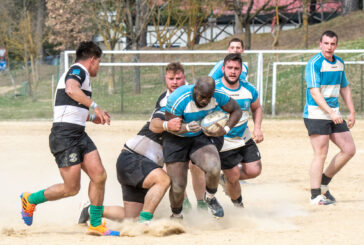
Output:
top-left (0, 119), bottom-right (363, 245)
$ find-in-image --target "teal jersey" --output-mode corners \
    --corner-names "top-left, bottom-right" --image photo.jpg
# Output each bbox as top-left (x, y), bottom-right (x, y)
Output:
top-left (215, 78), bottom-right (258, 151)
top-left (303, 52), bottom-right (349, 119)
top-left (166, 84), bottom-right (230, 137)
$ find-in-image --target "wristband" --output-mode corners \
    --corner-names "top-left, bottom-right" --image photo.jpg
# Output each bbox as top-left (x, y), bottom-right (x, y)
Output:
top-left (186, 124), bottom-right (191, 132)
top-left (89, 114), bottom-right (95, 122)
top-left (90, 101), bottom-right (98, 110)
top-left (224, 126), bottom-right (231, 134)
top-left (163, 121), bottom-right (169, 131)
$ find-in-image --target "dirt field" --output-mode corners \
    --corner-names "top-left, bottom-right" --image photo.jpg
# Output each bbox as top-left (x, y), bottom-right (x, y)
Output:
top-left (1, 119), bottom-right (363, 245)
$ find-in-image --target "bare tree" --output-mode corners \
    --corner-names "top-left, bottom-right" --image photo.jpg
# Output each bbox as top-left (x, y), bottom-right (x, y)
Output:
top-left (341, 0), bottom-right (360, 15)
top-left (123, 0), bottom-right (158, 94)
top-left (89, 0), bottom-right (125, 94)
top-left (231, 0), bottom-right (273, 50)
top-left (302, 0), bottom-right (309, 49)
top-left (46, 0), bottom-right (94, 50)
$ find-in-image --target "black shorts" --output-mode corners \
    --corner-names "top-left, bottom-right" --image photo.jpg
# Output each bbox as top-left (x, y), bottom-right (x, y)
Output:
top-left (219, 139), bottom-right (261, 170)
top-left (304, 118), bottom-right (349, 136)
top-left (116, 149), bottom-right (161, 203)
top-left (49, 131), bottom-right (96, 168)
top-left (163, 133), bottom-right (223, 163)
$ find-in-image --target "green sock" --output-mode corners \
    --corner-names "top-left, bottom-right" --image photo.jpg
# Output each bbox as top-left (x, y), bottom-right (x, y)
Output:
top-left (197, 200), bottom-right (208, 210)
top-left (28, 190), bottom-right (47, 205)
top-left (138, 211), bottom-right (153, 223)
top-left (90, 205), bottom-right (104, 227)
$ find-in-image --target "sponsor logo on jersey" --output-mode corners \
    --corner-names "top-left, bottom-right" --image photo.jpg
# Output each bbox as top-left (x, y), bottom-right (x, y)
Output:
top-left (72, 69), bottom-right (81, 75)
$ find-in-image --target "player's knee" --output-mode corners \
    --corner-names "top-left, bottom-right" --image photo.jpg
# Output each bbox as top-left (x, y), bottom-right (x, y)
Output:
top-left (171, 180), bottom-right (186, 195)
top-left (225, 169), bottom-right (240, 183)
top-left (344, 145), bottom-right (356, 158)
top-left (93, 170), bottom-right (107, 185)
top-left (246, 161), bottom-right (262, 178)
top-left (159, 173), bottom-right (171, 189)
top-left (64, 184), bottom-right (80, 197)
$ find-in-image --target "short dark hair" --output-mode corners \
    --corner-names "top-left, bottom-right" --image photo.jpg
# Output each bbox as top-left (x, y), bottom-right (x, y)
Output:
top-left (228, 38), bottom-right (244, 49)
top-left (166, 62), bottom-right (184, 74)
top-left (320, 30), bottom-right (338, 43)
top-left (223, 53), bottom-right (242, 67)
top-left (75, 41), bottom-right (102, 62)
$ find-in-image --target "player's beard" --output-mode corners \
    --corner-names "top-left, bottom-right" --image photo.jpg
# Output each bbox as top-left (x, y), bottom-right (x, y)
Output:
top-left (224, 73), bottom-right (239, 85)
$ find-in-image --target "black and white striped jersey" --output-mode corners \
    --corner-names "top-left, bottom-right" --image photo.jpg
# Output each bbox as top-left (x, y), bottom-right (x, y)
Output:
top-left (52, 63), bottom-right (91, 136)
top-left (124, 90), bottom-right (170, 166)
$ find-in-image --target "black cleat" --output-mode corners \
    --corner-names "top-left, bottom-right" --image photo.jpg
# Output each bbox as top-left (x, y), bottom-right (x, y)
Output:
top-left (323, 190), bottom-right (336, 202)
top-left (78, 204), bottom-right (90, 224)
top-left (204, 194), bottom-right (224, 218)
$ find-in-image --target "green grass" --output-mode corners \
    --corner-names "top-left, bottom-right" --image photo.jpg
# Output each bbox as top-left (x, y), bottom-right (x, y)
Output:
top-left (1, 31), bottom-right (364, 119)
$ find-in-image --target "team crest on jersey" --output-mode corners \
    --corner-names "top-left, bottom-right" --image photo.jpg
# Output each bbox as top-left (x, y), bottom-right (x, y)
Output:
top-left (69, 153), bottom-right (78, 163)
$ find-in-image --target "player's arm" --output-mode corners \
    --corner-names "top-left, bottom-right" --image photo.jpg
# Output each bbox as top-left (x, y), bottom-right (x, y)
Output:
top-left (309, 88), bottom-right (342, 124)
top-left (205, 98), bottom-right (242, 137)
top-left (340, 86), bottom-right (356, 128)
top-left (161, 111), bottom-right (201, 135)
top-left (250, 99), bottom-right (263, 143)
top-left (149, 117), bottom-right (182, 133)
top-left (221, 98), bottom-right (242, 131)
top-left (65, 79), bottom-right (110, 125)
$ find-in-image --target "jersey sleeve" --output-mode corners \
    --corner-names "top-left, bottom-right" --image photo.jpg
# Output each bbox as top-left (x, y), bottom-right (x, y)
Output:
top-left (341, 65), bottom-right (349, 88)
top-left (305, 59), bottom-right (321, 88)
top-left (214, 89), bottom-right (231, 107)
top-left (65, 66), bottom-right (86, 85)
top-left (151, 108), bottom-right (165, 120)
top-left (166, 89), bottom-right (185, 117)
top-left (208, 60), bottom-right (224, 81)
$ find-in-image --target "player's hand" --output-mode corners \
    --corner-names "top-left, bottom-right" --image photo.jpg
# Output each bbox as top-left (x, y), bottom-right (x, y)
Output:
top-left (94, 108), bottom-right (111, 125)
top-left (347, 112), bottom-right (355, 128)
top-left (167, 118), bottom-right (182, 132)
top-left (252, 128), bottom-right (264, 143)
top-left (329, 111), bottom-right (343, 125)
top-left (204, 123), bottom-right (225, 137)
top-left (186, 121), bottom-right (201, 133)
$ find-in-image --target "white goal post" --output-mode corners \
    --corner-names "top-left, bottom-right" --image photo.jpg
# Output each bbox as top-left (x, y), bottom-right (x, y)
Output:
top-left (272, 60), bottom-right (364, 116)
top-left (64, 49), bottom-right (364, 114)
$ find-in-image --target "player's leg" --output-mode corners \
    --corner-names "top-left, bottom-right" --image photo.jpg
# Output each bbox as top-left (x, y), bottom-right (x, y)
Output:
top-left (46, 165), bottom-right (82, 200)
top-left (321, 130), bottom-right (355, 201)
top-left (122, 184), bottom-right (145, 219)
top-left (82, 149), bottom-right (119, 236)
top-left (239, 161), bottom-right (262, 180)
top-left (166, 161), bottom-right (189, 218)
top-left (140, 168), bottom-right (170, 221)
top-left (191, 143), bottom-right (224, 218)
top-left (238, 139), bottom-right (262, 180)
top-left (223, 166), bottom-right (241, 200)
top-left (189, 162), bottom-right (207, 209)
top-left (21, 137), bottom-right (83, 226)
top-left (325, 131), bottom-right (355, 178)
top-left (309, 134), bottom-right (332, 204)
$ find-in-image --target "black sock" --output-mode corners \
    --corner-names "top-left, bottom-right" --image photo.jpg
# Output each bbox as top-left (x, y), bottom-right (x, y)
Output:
top-left (311, 188), bottom-right (321, 199)
top-left (206, 186), bottom-right (217, 194)
top-left (231, 196), bottom-right (242, 204)
top-left (321, 174), bottom-right (332, 185)
top-left (172, 207), bottom-right (182, 215)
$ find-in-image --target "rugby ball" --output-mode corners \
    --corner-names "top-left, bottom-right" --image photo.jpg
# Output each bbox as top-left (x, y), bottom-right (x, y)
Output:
top-left (201, 111), bottom-right (228, 133)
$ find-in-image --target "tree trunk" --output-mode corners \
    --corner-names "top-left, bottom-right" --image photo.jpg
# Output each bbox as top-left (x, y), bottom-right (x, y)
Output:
top-left (234, 13), bottom-right (243, 34)
top-left (108, 54), bottom-right (115, 94)
top-left (342, 0), bottom-right (360, 15)
top-left (302, 0), bottom-right (309, 49)
top-left (244, 23), bottom-right (252, 50)
top-left (132, 42), bottom-right (141, 94)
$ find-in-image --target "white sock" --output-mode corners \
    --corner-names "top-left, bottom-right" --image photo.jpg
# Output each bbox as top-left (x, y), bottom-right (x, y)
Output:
top-left (205, 191), bottom-right (215, 200)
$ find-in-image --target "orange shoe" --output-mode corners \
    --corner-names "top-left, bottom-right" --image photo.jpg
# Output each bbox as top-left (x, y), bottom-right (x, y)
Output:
top-left (20, 192), bottom-right (36, 226)
top-left (87, 221), bottom-right (120, 236)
